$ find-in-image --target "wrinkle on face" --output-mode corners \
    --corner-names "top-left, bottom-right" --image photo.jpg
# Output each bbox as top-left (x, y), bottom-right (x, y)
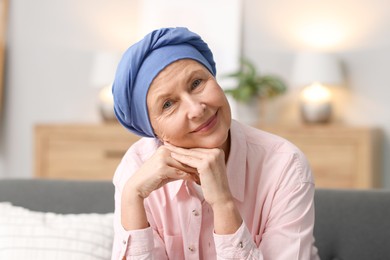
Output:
top-left (146, 59), bottom-right (231, 149)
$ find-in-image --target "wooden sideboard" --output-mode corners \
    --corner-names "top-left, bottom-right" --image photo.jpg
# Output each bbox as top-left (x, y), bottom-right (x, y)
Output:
top-left (35, 123), bottom-right (382, 188)
top-left (35, 123), bottom-right (139, 180)
top-left (260, 124), bottom-right (382, 189)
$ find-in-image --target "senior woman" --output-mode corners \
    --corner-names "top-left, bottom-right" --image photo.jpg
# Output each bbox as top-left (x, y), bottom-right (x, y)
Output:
top-left (111, 27), bottom-right (319, 260)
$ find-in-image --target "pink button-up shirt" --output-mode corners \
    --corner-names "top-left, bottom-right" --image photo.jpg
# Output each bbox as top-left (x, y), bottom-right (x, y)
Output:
top-left (112, 120), bottom-right (319, 259)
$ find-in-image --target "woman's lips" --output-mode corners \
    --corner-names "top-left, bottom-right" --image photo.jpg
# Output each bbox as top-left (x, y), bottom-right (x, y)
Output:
top-left (192, 112), bottom-right (218, 133)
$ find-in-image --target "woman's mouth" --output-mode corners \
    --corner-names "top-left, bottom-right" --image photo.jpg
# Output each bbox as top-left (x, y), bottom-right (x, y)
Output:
top-left (192, 111), bottom-right (218, 133)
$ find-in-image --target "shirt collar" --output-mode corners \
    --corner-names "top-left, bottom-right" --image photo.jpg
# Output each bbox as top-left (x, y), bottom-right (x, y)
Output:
top-left (168, 180), bottom-right (185, 201)
top-left (167, 120), bottom-right (247, 202)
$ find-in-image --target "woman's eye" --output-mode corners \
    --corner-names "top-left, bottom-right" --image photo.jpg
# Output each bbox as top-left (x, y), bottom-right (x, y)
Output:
top-left (162, 100), bottom-right (173, 110)
top-left (191, 79), bottom-right (202, 90)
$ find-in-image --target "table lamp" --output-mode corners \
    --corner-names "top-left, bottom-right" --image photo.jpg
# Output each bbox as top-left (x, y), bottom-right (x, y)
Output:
top-left (292, 52), bottom-right (343, 123)
top-left (90, 52), bottom-right (121, 121)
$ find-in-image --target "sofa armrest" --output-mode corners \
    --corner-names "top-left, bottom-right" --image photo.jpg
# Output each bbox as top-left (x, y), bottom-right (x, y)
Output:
top-left (0, 179), bottom-right (114, 214)
top-left (314, 189), bottom-right (390, 260)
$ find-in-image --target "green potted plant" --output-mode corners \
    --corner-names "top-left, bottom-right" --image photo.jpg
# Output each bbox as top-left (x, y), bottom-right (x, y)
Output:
top-left (224, 58), bottom-right (287, 124)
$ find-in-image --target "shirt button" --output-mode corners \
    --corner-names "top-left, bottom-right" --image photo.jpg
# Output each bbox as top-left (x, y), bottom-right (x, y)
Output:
top-left (122, 239), bottom-right (127, 245)
top-left (188, 245), bottom-right (196, 252)
top-left (238, 241), bottom-right (243, 248)
top-left (192, 209), bottom-right (200, 216)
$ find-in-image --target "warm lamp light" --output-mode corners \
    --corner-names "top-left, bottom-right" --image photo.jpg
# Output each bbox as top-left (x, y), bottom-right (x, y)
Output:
top-left (292, 52), bottom-right (343, 123)
top-left (301, 82), bottom-right (331, 103)
top-left (300, 82), bottom-right (332, 123)
top-left (98, 84), bottom-right (115, 121)
top-left (90, 52), bottom-right (121, 121)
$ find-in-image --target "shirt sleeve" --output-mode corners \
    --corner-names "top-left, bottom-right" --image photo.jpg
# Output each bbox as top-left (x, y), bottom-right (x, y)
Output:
top-left (259, 152), bottom-right (319, 260)
top-left (214, 152), bottom-right (319, 260)
top-left (260, 181), bottom-right (317, 259)
top-left (111, 226), bottom-right (154, 260)
top-left (214, 221), bottom-right (262, 259)
top-left (111, 150), bottom-right (168, 260)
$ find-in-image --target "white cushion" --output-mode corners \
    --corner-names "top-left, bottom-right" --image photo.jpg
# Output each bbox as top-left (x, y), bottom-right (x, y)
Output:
top-left (0, 202), bottom-right (113, 260)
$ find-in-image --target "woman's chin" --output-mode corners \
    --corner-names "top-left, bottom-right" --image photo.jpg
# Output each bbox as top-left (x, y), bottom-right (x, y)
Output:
top-left (176, 139), bottom-right (224, 149)
top-left (167, 127), bottom-right (230, 149)
top-left (198, 134), bottom-right (229, 149)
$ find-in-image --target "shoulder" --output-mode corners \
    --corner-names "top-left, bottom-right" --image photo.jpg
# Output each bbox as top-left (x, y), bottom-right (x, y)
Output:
top-left (232, 120), bottom-right (314, 186)
top-left (233, 120), bottom-right (302, 154)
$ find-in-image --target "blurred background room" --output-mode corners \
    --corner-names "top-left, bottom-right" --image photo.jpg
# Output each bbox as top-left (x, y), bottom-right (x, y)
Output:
top-left (1, 0), bottom-right (389, 189)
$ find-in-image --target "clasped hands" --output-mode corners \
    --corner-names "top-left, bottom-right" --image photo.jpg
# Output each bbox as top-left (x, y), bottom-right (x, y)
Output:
top-left (124, 142), bottom-right (233, 208)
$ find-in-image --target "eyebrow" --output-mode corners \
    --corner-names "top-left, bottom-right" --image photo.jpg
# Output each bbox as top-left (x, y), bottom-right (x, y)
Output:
top-left (150, 68), bottom-right (207, 105)
top-left (152, 88), bottom-right (171, 103)
top-left (185, 69), bottom-right (205, 84)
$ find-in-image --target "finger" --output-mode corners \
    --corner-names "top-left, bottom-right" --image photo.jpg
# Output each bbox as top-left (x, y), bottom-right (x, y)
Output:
top-left (162, 166), bottom-right (199, 184)
top-left (189, 147), bottom-right (218, 154)
top-left (166, 155), bottom-right (198, 175)
top-left (161, 173), bottom-right (200, 187)
top-left (170, 151), bottom-right (202, 169)
top-left (161, 166), bottom-right (188, 179)
top-left (160, 175), bottom-right (193, 187)
top-left (165, 143), bottom-right (205, 159)
top-left (165, 142), bottom-right (218, 154)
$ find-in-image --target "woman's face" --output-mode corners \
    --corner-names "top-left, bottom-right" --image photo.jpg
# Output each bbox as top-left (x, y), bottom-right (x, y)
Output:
top-left (147, 59), bottom-right (231, 150)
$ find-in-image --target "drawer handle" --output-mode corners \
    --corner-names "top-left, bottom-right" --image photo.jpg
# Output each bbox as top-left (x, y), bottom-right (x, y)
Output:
top-left (104, 150), bottom-right (126, 158)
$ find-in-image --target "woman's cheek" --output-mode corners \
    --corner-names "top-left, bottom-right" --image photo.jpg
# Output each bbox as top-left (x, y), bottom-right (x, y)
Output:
top-left (151, 116), bottom-right (166, 139)
top-left (156, 117), bottom-right (175, 141)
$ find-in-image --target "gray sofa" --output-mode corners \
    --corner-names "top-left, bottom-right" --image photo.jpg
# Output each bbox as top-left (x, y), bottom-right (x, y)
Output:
top-left (0, 179), bottom-right (389, 260)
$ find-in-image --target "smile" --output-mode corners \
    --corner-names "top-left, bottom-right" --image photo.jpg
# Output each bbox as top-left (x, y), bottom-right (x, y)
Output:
top-left (192, 111), bottom-right (218, 133)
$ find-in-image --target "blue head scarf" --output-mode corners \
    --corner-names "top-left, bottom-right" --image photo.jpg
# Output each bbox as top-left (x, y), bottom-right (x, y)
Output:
top-left (112, 27), bottom-right (217, 137)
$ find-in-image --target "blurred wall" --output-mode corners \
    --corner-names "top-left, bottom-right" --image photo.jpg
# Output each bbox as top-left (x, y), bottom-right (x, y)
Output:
top-left (0, 0), bottom-right (140, 178)
top-left (1, 0), bottom-right (390, 188)
top-left (243, 0), bottom-right (390, 188)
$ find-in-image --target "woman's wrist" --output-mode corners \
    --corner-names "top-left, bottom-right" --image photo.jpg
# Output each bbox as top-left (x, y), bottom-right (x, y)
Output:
top-left (212, 199), bottom-right (242, 235)
top-left (121, 186), bottom-right (149, 231)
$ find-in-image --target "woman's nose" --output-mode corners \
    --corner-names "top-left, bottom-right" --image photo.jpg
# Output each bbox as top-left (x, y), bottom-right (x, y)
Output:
top-left (185, 96), bottom-right (206, 119)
